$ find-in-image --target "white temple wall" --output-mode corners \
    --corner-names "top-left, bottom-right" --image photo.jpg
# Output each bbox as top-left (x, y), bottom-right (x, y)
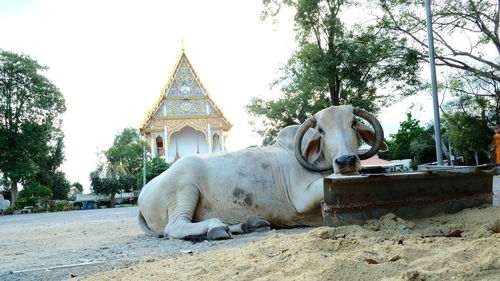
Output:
top-left (167, 126), bottom-right (209, 162)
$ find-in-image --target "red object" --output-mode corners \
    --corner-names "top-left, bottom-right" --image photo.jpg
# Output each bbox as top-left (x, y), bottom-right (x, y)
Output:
top-left (361, 157), bottom-right (401, 168)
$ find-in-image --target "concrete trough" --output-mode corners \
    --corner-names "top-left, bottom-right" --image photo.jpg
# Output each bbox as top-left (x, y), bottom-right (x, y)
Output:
top-left (322, 167), bottom-right (493, 227)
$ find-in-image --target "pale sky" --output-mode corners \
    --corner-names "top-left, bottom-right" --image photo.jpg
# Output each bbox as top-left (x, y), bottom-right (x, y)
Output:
top-left (0, 0), bottom-right (435, 193)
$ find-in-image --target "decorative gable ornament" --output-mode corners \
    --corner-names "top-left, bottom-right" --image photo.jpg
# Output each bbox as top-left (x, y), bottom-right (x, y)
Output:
top-left (140, 48), bottom-right (232, 162)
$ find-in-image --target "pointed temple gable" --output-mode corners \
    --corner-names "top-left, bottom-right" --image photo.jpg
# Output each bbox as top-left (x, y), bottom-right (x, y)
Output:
top-left (140, 48), bottom-right (232, 162)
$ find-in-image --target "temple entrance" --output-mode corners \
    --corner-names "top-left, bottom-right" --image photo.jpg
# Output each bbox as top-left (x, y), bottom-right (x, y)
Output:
top-left (168, 126), bottom-right (208, 162)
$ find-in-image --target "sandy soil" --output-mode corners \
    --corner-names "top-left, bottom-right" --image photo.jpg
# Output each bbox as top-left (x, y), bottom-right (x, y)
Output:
top-left (81, 206), bottom-right (500, 281)
top-left (0, 176), bottom-right (499, 281)
top-left (0, 207), bottom-right (310, 281)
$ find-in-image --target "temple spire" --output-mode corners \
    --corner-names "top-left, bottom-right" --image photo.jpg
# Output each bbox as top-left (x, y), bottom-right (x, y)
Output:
top-left (139, 47), bottom-right (232, 163)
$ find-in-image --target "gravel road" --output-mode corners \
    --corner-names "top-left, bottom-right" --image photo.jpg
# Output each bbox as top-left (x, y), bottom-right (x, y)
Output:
top-left (0, 206), bottom-right (311, 281)
top-left (1, 176), bottom-right (498, 281)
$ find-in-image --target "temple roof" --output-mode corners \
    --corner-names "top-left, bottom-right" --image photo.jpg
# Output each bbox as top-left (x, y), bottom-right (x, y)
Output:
top-left (140, 48), bottom-right (232, 133)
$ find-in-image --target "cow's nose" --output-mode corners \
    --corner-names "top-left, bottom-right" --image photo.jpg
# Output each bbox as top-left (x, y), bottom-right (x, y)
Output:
top-left (335, 155), bottom-right (358, 168)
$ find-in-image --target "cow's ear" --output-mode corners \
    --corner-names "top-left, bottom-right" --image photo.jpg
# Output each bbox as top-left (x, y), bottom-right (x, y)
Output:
top-left (379, 142), bottom-right (388, 152)
top-left (355, 122), bottom-right (388, 152)
top-left (303, 130), bottom-right (323, 163)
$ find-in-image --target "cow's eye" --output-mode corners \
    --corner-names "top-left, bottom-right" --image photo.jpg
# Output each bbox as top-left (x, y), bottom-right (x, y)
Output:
top-left (351, 119), bottom-right (358, 128)
top-left (317, 127), bottom-right (325, 134)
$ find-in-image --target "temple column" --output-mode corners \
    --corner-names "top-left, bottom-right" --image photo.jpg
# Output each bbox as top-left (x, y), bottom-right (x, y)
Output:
top-left (150, 133), bottom-right (156, 158)
top-left (164, 125), bottom-right (168, 163)
top-left (206, 103), bottom-right (213, 152)
top-left (220, 132), bottom-right (225, 152)
top-left (164, 105), bottom-right (168, 162)
top-left (207, 122), bottom-right (212, 152)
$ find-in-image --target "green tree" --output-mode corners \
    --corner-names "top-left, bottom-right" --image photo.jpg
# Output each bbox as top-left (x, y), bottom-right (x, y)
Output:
top-left (16, 182), bottom-right (52, 209)
top-left (0, 50), bottom-right (66, 206)
top-left (442, 100), bottom-right (493, 164)
top-left (47, 171), bottom-right (71, 200)
top-left (145, 156), bottom-right (170, 183)
top-left (378, 0), bottom-right (499, 146)
top-left (409, 125), bottom-right (437, 166)
top-left (72, 182), bottom-right (84, 193)
top-left (105, 128), bottom-right (144, 189)
top-left (28, 132), bottom-right (71, 200)
top-left (380, 113), bottom-right (436, 167)
top-left (89, 163), bottom-right (135, 208)
top-left (248, 0), bottom-right (421, 144)
top-left (378, 0), bottom-right (499, 83)
top-left (89, 128), bottom-right (151, 207)
top-left (382, 113), bottom-right (424, 160)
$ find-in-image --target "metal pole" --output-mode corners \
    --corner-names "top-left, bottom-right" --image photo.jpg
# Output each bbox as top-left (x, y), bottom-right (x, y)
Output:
top-left (142, 143), bottom-right (146, 186)
top-left (425, 0), bottom-right (444, 165)
top-left (448, 139), bottom-right (454, 166)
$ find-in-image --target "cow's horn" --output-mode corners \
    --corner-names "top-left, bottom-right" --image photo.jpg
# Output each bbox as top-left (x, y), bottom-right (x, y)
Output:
top-left (353, 107), bottom-right (384, 160)
top-left (294, 117), bottom-right (333, 172)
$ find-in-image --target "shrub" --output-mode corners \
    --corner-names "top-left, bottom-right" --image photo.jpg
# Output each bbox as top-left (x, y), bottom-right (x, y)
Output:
top-left (1, 207), bottom-right (14, 215)
top-left (17, 183), bottom-right (52, 209)
top-left (48, 201), bottom-right (66, 212)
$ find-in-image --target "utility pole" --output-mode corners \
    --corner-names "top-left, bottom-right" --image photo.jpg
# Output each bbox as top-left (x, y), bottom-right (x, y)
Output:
top-left (448, 139), bottom-right (454, 166)
top-left (142, 143), bottom-right (146, 186)
top-left (425, 0), bottom-right (444, 165)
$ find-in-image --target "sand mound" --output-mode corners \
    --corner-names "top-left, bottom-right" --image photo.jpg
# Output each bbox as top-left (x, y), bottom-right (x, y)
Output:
top-left (80, 206), bottom-right (500, 281)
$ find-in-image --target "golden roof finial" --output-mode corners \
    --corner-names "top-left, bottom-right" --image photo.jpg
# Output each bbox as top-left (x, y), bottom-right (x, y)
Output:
top-left (139, 42), bottom-right (233, 133)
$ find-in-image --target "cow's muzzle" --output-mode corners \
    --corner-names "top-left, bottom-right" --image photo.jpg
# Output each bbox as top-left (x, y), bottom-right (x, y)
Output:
top-left (334, 154), bottom-right (360, 174)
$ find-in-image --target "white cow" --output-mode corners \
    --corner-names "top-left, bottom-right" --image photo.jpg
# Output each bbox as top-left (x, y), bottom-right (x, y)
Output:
top-left (138, 105), bottom-right (386, 240)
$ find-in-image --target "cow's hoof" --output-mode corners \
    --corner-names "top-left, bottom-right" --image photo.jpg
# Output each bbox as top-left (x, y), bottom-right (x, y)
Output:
top-left (242, 218), bottom-right (271, 233)
top-left (183, 235), bottom-right (208, 243)
top-left (207, 226), bottom-right (232, 240)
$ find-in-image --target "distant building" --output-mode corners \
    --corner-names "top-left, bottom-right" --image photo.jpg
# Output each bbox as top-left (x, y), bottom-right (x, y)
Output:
top-left (140, 48), bottom-right (232, 163)
top-left (68, 186), bottom-right (82, 198)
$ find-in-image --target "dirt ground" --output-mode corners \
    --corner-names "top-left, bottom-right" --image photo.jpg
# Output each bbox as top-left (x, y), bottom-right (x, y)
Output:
top-left (0, 177), bottom-right (499, 281)
top-left (81, 206), bottom-right (500, 281)
top-left (0, 206), bottom-right (311, 281)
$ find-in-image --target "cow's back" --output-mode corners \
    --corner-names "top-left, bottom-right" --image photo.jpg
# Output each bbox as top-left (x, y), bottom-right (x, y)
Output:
top-left (139, 145), bottom-right (320, 231)
top-left (192, 147), bottom-right (310, 227)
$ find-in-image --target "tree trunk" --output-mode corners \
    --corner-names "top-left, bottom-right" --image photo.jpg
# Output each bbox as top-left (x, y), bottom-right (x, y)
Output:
top-left (110, 193), bottom-right (116, 208)
top-left (10, 182), bottom-right (18, 207)
top-left (328, 78), bottom-right (340, 105)
top-left (326, 31), bottom-right (340, 106)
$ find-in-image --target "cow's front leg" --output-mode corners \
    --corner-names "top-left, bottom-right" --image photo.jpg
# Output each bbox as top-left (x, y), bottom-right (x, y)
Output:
top-left (292, 175), bottom-right (353, 215)
top-left (163, 185), bottom-right (231, 240)
top-left (229, 218), bottom-right (271, 234)
top-left (291, 177), bottom-right (325, 214)
top-left (165, 218), bottom-right (231, 240)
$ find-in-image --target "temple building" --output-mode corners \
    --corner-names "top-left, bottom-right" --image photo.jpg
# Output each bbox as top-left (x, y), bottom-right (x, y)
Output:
top-left (140, 48), bottom-right (232, 163)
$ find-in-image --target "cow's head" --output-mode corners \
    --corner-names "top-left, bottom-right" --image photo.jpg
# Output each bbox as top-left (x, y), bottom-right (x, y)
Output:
top-left (294, 105), bottom-right (386, 175)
